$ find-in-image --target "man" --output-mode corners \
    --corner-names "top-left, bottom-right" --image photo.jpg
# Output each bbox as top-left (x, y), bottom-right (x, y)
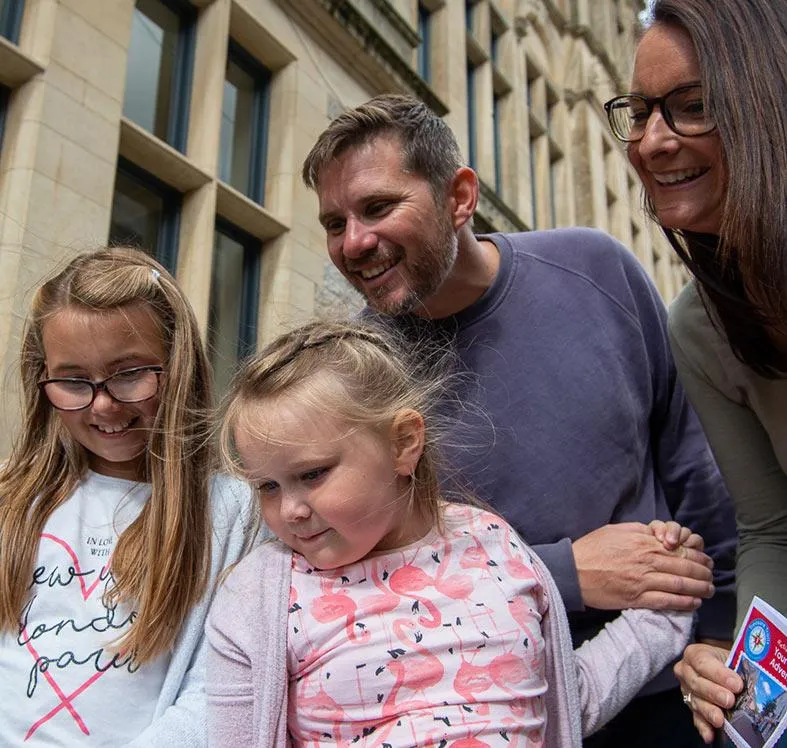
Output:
top-left (302, 94), bottom-right (736, 746)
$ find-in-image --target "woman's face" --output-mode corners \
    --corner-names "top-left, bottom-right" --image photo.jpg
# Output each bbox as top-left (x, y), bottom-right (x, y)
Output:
top-left (628, 23), bottom-right (726, 235)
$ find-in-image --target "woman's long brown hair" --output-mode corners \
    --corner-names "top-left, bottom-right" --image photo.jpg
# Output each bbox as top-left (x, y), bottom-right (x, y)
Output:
top-left (649, 0), bottom-right (787, 376)
top-left (0, 248), bottom-right (214, 663)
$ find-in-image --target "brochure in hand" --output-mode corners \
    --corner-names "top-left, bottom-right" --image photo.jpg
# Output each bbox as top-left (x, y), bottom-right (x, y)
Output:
top-left (722, 596), bottom-right (787, 748)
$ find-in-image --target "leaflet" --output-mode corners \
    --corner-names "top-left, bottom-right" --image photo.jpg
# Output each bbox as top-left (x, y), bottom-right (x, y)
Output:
top-left (723, 596), bottom-right (787, 748)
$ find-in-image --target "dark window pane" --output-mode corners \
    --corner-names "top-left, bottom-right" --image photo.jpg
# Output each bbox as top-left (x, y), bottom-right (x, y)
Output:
top-left (109, 161), bottom-right (180, 272)
top-left (493, 95), bottom-right (502, 194)
top-left (110, 170), bottom-right (165, 254)
top-left (417, 3), bottom-right (430, 82)
top-left (0, 85), bottom-right (9, 149)
top-left (209, 228), bottom-right (258, 395)
top-left (123, 0), bottom-right (193, 149)
top-left (219, 60), bottom-right (255, 194)
top-left (0, 0), bottom-right (24, 43)
top-left (466, 62), bottom-right (476, 169)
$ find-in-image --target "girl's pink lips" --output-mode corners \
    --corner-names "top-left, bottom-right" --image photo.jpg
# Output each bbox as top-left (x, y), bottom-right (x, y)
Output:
top-left (295, 529), bottom-right (330, 543)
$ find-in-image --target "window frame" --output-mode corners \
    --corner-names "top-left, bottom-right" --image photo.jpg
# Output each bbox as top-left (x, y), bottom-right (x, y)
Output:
top-left (0, 0), bottom-right (24, 43)
top-left (211, 218), bottom-right (261, 364)
top-left (220, 39), bottom-right (271, 204)
top-left (110, 157), bottom-right (182, 274)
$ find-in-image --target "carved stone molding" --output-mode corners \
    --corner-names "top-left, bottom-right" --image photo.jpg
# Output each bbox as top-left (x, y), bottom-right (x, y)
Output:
top-left (276, 0), bottom-right (448, 115)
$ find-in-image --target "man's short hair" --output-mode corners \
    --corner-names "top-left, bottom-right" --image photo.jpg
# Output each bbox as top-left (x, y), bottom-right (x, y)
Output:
top-left (302, 94), bottom-right (464, 200)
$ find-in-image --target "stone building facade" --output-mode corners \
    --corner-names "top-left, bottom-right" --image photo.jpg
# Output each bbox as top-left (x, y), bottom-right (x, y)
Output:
top-left (0, 0), bottom-right (685, 452)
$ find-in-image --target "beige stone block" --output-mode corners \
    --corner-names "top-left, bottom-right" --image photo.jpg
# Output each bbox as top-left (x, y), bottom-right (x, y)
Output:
top-left (39, 84), bottom-right (121, 164)
top-left (60, 0), bottom-right (134, 48)
top-left (84, 84), bottom-right (124, 124)
top-left (35, 125), bottom-right (116, 208)
top-left (50, 6), bottom-right (127, 100)
top-left (186, 0), bottom-right (230, 175)
top-left (177, 182), bottom-right (218, 334)
top-left (45, 61), bottom-right (86, 101)
top-left (289, 271), bottom-right (316, 316)
top-left (23, 171), bottom-right (111, 249)
top-left (289, 242), bottom-right (324, 286)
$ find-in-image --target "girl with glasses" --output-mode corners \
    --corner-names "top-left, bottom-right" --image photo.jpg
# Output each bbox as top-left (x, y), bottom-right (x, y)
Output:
top-left (608, 0), bottom-right (787, 744)
top-left (206, 319), bottom-right (699, 746)
top-left (0, 248), bottom-right (257, 745)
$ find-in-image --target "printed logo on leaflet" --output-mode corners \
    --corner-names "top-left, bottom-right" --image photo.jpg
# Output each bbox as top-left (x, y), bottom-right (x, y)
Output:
top-left (744, 618), bottom-right (770, 662)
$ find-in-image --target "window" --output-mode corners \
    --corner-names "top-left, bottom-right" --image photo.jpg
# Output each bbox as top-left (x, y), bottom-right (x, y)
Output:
top-left (0, 85), bottom-right (9, 150)
top-left (109, 158), bottom-right (181, 273)
top-left (465, 0), bottom-right (474, 31)
top-left (416, 2), bottom-right (431, 83)
top-left (493, 93), bottom-right (502, 193)
top-left (0, 0), bottom-right (24, 43)
top-left (219, 41), bottom-right (271, 203)
top-left (466, 60), bottom-right (477, 169)
top-left (122, 0), bottom-right (195, 152)
top-left (208, 221), bottom-right (261, 394)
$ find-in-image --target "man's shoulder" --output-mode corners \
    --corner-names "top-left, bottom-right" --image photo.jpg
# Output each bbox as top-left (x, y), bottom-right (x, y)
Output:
top-left (496, 228), bottom-right (655, 311)
top-left (498, 227), bottom-right (632, 268)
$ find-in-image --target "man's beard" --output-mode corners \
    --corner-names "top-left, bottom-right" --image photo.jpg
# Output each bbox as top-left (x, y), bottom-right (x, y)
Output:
top-left (363, 214), bottom-right (458, 317)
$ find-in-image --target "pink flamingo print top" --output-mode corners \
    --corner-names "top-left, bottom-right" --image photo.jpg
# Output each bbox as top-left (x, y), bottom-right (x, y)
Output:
top-left (287, 504), bottom-right (548, 746)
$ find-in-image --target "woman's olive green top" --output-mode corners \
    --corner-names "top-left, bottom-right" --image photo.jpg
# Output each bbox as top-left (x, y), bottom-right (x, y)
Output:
top-left (669, 281), bottom-right (787, 626)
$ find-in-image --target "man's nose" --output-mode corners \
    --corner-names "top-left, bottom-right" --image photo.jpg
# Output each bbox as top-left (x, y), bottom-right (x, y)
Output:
top-left (342, 216), bottom-right (377, 259)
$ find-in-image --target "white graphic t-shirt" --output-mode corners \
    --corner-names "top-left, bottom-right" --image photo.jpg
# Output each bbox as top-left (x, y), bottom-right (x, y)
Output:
top-left (0, 471), bottom-right (170, 745)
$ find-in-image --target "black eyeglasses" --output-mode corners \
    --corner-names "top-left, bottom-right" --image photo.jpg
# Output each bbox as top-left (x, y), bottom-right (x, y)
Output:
top-left (39, 365), bottom-right (165, 411)
top-left (604, 84), bottom-right (715, 143)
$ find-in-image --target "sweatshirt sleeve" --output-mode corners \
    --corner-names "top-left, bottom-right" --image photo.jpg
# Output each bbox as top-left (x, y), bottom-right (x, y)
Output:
top-left (531, 537), bottom-right (584, 612)
top-left (574, 608), bottom-right (693, 736)
top-left (205, 576), bottom-right (256, 747)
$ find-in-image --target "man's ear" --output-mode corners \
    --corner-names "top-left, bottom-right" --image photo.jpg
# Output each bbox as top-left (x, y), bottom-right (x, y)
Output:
top-left (447, 167), bottom-right (479, 230)
top-left (390, 408), bottom-right (426, 476)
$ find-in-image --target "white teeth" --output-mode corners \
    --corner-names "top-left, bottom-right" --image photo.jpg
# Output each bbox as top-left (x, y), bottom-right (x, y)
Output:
top-left (95, 421), bottom-right (131, 434)
top-left (653, 168), bottom-right (706, 185)
top-left (360, 259), bottom-right (395, 279)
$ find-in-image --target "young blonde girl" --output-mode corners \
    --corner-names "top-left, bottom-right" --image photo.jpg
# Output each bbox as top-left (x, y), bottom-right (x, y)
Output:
top-left (207, 320), bottom-right (698, 747)
top-left (0, 248), bottom-right (255, 745)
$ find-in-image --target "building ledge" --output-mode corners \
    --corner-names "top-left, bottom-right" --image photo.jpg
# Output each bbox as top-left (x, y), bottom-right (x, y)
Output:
top-left (216, 181), bottom-right (289, 242)
top-left (0, 36), bottom-right (44, 88)
top-left (118, 118), bottom-right (211, 193)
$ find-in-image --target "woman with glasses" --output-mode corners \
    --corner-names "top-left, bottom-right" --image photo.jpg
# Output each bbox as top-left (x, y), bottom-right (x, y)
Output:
top-left (0, 248), bottom-right (258, 745)
top-left (605, 0), bottom-right (787, 743)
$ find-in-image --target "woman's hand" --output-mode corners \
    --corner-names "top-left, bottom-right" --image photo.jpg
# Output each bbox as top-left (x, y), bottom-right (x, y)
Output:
top-left (674, 643), bottom-right (743, 744)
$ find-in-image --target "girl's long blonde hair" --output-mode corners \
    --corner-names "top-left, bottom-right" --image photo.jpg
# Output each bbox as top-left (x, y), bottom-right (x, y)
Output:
top-left (0, 247), bottom-right (214, 663)
top-left (221, 320), bottom-right (452, 531)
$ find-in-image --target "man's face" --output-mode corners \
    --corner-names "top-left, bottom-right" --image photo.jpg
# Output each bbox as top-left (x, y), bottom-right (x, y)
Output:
top-left (316, 135), bottom-right (458, 316)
